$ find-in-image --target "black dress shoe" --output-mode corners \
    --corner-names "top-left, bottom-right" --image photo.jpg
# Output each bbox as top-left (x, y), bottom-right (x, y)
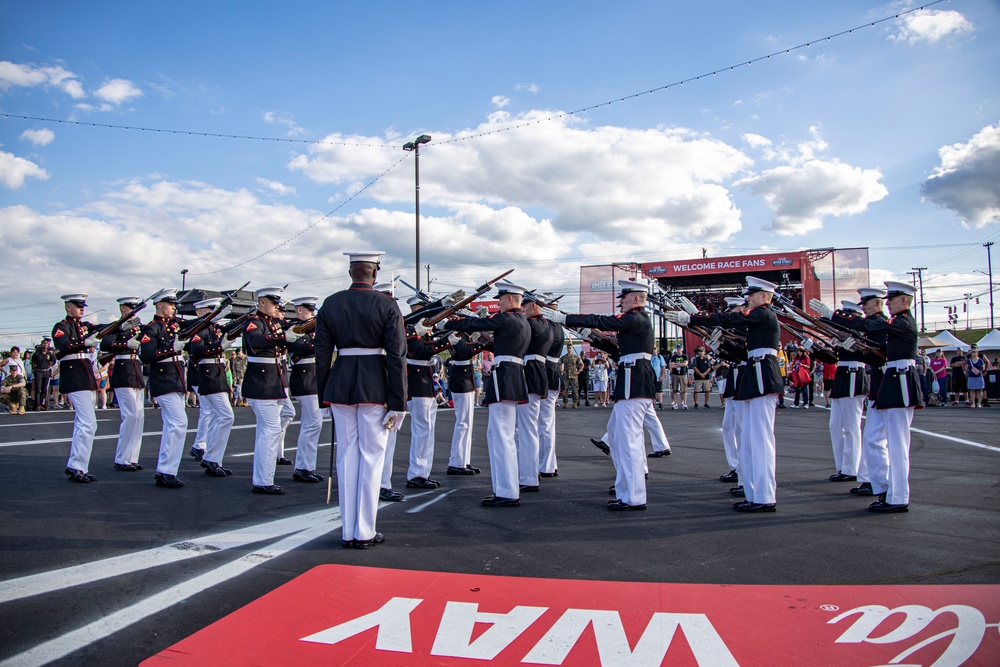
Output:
top-left (481, 495), bottom-right (519, 507)
top-left (829, 472), bottom-right (858, 482)
top-left (154, 473), bottom-right (184, 488)
top-left (188, 447), bottom-right (204, 461)
top-left (519, 485), bottom-right (540, 492)
top-left (379, 488), bottom-right (405, 502)
top-left (65, 468), bottom-right (92, 483)
top-left (648, 449), bottom-right (671, 458)
top-left (342, 539), bottom-right (357, 549)
top-left (354, 533), bottom-right (385, 549)
top-left (539, 471), bottom-right (557, 478)
top-left (275, 457), bottom-right (293, 466)
top-left (590, 438), bottom-right (610, 455)
top-left (850, 482), bottom-right (874, 496)
top-left (406, 477), bottom-right (439, 489)
top-left (293, 469), bottom-right (321, 483)
top-left (868, 498), bottom-right (909, 513)
top-left (446, 466), bottom-right (476, 475)
top-left (114, 462), bottom-right (139, 472)
top-left (252, 484), bottom-right (285, 495)
top-left (730, 485), bottom-right (745, 497)
top-left (466, 465), bottom-right (481, 474)
top-left (719, 470), bottom-right (738, 483)
top-left (733, 500), bottom-right (750, 508)
top-left (737, 502), bottom-right (776, 513)
top-left (131, 463), bottom-right (144, 471)
top-left (203, 461), bottom-right (229, 477)
top-left (608, 484), bottom-right (616, 496)
top-left (607, 500), bottom-right (646, 511)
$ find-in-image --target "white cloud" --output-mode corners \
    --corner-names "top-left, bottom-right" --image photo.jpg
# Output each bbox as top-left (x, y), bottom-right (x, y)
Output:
top-left (19, 128), bottom-right (55, 146)
top-left (890, 9), bottom-right (973, 44)
top-left (921, 123), bottom-right (1000, 227)
top-left (94, 78), bottom-right (142, 105)
top-left (0, 150), bottom-right (49, 188)
top-left (491, 95), bottom-right (510, 108)
top-left (262, 111), bottom-right (305, 136)
top-left (742, 133), bottom-right (772, 149)
top-left (0, 60), bottom-right (86, 99)
top-left (290, 111), bottom-right (753, 244)
top-left (515, 83), bottom-right (539, 94)
top-left (256, 178), bottom-right (297, 196)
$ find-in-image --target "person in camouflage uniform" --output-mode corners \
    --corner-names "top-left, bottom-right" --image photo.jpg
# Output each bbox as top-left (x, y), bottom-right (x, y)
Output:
top-left (0, 364), bottom-right (27, 414)
top-left (230, 349), bottom-right (248, 406)
top-left (560, 341), bottom-right (583, 408)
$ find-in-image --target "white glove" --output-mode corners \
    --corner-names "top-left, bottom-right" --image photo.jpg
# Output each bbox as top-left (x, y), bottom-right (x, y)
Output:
top-left (476, 306), bottom-right (489, 318)
top-left (678, 296), bottom-right (699, 315)
top-left (120, 316), bottom-right (141, 331)
top-left (211, 305), bottom-right (233, 323)
top-left (284, 328), bottom-right (303, 343)
top-left (839, 336), bottom-right (856, 351)
top-left (435, 319), bottom-right (449, 332)
top-left (442, 290), bottom-right (465, 306)
top-left (801, 338), bottom-right (814, 352)
top-left (579, 328), bottom-right (593, 340)
top-left (172, 339), bottom-right (185, 353)
top-left (126, 336), bottom-right (141, 351)
top-left (663, 311), bottom-right (690, 326)
top-left (787, 310), bottom-right (811, 327)
top-left (413, 322), bottom-right (431, 337)
top-left (448, 333), bottom-right (462, 346)
top-left (383, 410), bottom-right (407, 432)
top-left (541, 307), bottom-right (566, 323)
top-left (809, 299), bottom-right (833, 319)
top-left (705, 329), bottom-right (722, 346)
top-left (470, 332), bottom-right (482, 342)
top-left (84, 334), bottom-right (101, 348)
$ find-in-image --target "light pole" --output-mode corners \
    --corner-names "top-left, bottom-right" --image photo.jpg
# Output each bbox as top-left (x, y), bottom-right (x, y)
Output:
top-left (181, 268), bottom-right (188, 291)
top-left (403, 134), bottom-right (431, 290)
top-left (985, 242), bottom-right (995, 329)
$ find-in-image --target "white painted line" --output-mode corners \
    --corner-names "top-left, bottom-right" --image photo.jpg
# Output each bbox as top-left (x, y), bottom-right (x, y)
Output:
top-left (0, 517), bottom-right (341, 667)
top-left (0, 507), bottom-right (340, 604)
top-left (0, 423), bottom-right (255, 448)
top-left (910, 426), bottom-right (1000, 452)
top-left (0, 419), bottom-right (119, 428)
top-left (405, 489), bottom-right (456, 514)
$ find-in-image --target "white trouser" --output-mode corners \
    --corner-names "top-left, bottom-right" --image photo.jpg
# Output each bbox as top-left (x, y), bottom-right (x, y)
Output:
top-left (829, 395), bottom-right (865, 475)
top-left (294, 395), bottom-right (323, 471)
top-left (721, 396), bottom-right (741, 471)
top-left (537, 389), bottom-right (559, 474)
top-left (192, 386), bottom-right (210, 451)
top-left (406, 396), bottom-right (437, 480)
top-left (248, 398), bottom-right (283, 486)
top-left (859, 399), bottom-right (887, 484)
top-left (717, 379), bottom-right (727, 397)
top-left (644, 400), bottom-right (670, 452)
top-left (331, 404), bottom-right (388, 542)
top-left (606, 398), bottom-right (652, 506)
top-left (739, 394), bottom-right (778, 504)
top-left (113, 387), bottom-right (145, 465)
top-left (881, 407), bottom-right (914, 505)
top-left (66, 390), bottom-right (97, 472)
top-left (449, 391), bottom-right (476, 468)
top-left (278, 393), bottom-right (295, 459)
top-left (201, 391), bottom-right (234, 465)
top-left (381, 430), bottom-right (398, 490)
top-left (486, 401), bottom-right (519, 499)
top-left (155, 392), bottom-right (188, 476)
top-left (515, 394), bottom-right (542, 485)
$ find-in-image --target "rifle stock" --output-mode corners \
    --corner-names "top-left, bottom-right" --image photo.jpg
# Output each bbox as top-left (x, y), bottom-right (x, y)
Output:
top-left (420, 269), bottom-right (514, 327)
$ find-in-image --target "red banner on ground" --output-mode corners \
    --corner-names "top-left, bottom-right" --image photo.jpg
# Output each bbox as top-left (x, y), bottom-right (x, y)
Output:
top-left (144, 565), bottom-right (999, 666)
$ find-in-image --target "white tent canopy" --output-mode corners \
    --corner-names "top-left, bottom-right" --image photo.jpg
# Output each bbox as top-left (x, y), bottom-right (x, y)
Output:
top-left (975, 329), bottom-right (1000, 351)
top-left (928, 330), bottom-right (970, 352)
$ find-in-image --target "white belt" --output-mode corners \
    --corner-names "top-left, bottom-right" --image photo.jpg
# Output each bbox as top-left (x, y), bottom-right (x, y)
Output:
top-left (524, 354), bottom-right (547, 363)
top-left (114, 354), bottom-right (138, 361)
top-left (156, 354), bottom-right (183, 364)
top-left (198, 357), bottom-right (225, 365)
top-left (339, 347), bottom-right (385, 356)
top-left (61, 353), bottom-right (89, 361)
top-left (451, 360), bottom-right (472, 366)
top-left (838, 361), bottom-right (865, 369)
top-left (294, 358), bottom-right (315, 365)
top-left (748, 347), bottom-right (777, 359)
top-left (407, 359), bottom-right (431, 367)
top-left (882, 359), bottom-right (916, 372)
top-left (247, 356), bottom-right (280, 364)
top-left (619, 353), bottom-right (652, 365)
top-left (493, 355), bottom-right (523, 365)
top-left (546, 356), bottom-right (560, 364)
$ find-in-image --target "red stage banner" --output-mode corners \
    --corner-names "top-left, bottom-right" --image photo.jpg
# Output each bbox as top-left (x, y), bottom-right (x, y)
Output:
top-left (643, 252), bottom-right (801, 278)
top-left (144, 565), bottom-right (998, 666)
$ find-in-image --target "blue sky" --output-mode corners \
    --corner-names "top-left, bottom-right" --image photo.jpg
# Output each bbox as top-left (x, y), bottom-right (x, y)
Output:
top-left (2, 0), bottom-right (999, 345)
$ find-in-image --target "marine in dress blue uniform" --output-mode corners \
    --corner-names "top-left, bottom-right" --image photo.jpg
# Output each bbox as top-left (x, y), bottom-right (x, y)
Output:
top-left (187, 298), bottom-right (236, 478)
top-left (714, 296), bottom-right (749, 485)
top-left (315, 252), bottom-right (407, 548)
top-left (515, 292), bottom-right (553, 492)
top-left (372, 281), bottom-right (406, 502)
top-left (446, 332), bottom-right (488, 476)
top-left (53, 294), bottom-right (100, 482)
top-left (100, 296), bottom-right (146, 471)
top-left (287, 296), bottom-right (324, 483)
top-left (538, 295), bottom-right (565, 478)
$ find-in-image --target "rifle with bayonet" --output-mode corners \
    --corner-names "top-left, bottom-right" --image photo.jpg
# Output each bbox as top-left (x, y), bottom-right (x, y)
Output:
top-left (418, 269), bottom-right (515, 328)
top-left (178, 281), bottom-right (251, 342)
top-left (94, 290), bottom-right (157, 340)
top-left (773, 292), bottom-right (886, 364)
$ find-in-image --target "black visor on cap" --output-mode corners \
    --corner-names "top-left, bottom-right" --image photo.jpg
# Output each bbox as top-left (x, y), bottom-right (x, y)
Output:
top-left (68, 299), bottom-right (87, 307)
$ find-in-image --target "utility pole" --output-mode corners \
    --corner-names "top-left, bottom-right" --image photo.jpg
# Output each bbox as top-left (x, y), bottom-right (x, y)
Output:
top-left (964, 293), bottom-right (973, 330)
top-left (985, 242), bottom-right (995, 330)
top-left (912, 267), bottom-right (927, 333)
top-left (425, 264), bottom-right (431, 291)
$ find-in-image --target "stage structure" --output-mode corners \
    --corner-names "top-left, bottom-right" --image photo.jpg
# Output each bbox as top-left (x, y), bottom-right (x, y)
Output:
top-left (579, 248), bottom-right (870, 353)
